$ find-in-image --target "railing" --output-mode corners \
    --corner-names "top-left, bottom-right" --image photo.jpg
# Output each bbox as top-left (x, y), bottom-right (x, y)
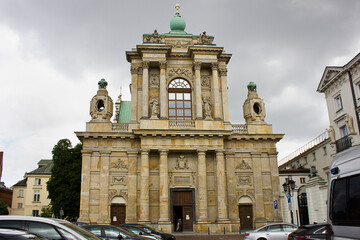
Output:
top-left (336, 135), bottom-right (352, 153)
top-left (278, 131), bottom-right (329, 166)
top-left (169, 120), bottom-right (195, 128)
top-left (232, 124), bottom-right (248, 134)
top-left (112, 123), bottom-right (129, 131)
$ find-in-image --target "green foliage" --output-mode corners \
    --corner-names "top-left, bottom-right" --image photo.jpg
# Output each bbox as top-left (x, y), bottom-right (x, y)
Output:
top-left (47, 139), bottom-right (82, 221)
top-left (0, 199), bottom-right (9, 215)
top-left (40, 206), bottom-right (53, 217)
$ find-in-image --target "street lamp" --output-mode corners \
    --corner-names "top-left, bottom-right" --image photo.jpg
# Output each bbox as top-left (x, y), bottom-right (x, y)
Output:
top-left (282, 177), bottom-right (296, 224)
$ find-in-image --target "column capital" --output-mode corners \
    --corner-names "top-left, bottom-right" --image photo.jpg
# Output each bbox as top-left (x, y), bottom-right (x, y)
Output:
top-left (159, 149), bottom-right (169, 154)
top-left (127, 151), bottom-right (139, 157)
top-left (159, 61), bottom-right (167, 69)
top-left (219, 68), bottom-right (227, 76)
top-left (81, 150), bottom-right (92, 155)
top-left (197, 148), bottom-right (207, 154)
top-left (131, 66), bottom-right (139, 74)
top-left (193, 62), bottom-right (201, 70)
top-left (211, 62), bottom-right (219, 70)
top-left (142, 61), bottom-right (150, 69)
top-left (216, 149), bottom-right (224, 155)
top-left (141, 149), bottom-right (150, 154)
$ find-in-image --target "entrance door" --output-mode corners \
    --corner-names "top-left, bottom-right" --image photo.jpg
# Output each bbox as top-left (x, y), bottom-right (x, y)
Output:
top-left (111, 204), bottom-right (126, 226)
top-left (172, 190), bottom-right (194, 231)
top-left (239, 205), bottom-right (253, 229)
top-left (298, 191), bottom-right (309, 225)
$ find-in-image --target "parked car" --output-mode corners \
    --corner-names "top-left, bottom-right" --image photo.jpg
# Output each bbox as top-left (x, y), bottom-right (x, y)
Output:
top-left (82, 224), bottom-right (147, 240)
top-left (0, 228), bottom-right (46, 240)
top-left (120, 225), bottom-right (162, 240)
top-left (244, 223), bottom-right (298, 240)
top-left (0, 216), bottom-right (101, 240)
top-left (123, 224), bottom-right (175, 240)
top-left (288, 223), bottom-right (331, 240)
top-left (72, 221), bottom-right (89, 227)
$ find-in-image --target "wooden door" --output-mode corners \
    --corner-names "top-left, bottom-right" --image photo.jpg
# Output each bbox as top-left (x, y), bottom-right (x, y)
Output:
top-left (239, 205), bottom-right (253, 229)
top-left (111, 204), bottom-right (126, 226)
top-left (182, 206), bottom-right (193, 231)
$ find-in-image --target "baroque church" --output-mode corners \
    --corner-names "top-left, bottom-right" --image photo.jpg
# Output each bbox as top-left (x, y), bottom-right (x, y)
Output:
top-left (76, 5), bottom-right (283, 233)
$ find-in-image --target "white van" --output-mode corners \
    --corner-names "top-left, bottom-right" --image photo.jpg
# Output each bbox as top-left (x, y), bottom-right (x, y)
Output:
top-left (328, 146), bottom-right (360, 239)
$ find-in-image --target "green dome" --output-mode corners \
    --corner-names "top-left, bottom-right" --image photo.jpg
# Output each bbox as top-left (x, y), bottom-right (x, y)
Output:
top-left (170, 13), bottom-right (186, 33)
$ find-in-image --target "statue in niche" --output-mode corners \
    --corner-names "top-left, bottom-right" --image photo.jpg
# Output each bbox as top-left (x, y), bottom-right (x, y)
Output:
top-left (203, 97), bottom-right (212, 120)
top-left (328, 125), bottom-right (335, 143)
top-left (150, 96), bottom-right (159, 119)
top-left (346, 114), bottom-right (355, 134)
top-left (175, 155), bottom-right (189, 170)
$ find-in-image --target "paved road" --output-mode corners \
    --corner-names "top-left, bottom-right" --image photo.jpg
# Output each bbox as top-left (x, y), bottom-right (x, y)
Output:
top-left (173, 234), bottom-right (244, 240)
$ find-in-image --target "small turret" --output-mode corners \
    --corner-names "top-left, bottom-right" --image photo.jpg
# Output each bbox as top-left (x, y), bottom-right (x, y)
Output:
top-left (243, 82), bottom-right (266, 124)
top-left (89, 78), bottom-right (113, 122)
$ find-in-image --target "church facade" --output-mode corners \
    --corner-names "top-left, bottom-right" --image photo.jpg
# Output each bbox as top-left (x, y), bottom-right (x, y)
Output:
top-left (76, 6), bottom-right (283, 233)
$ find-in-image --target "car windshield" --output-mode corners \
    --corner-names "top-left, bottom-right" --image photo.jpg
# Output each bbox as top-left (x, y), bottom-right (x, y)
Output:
top-left (61, 222), bottom-right (101, 240)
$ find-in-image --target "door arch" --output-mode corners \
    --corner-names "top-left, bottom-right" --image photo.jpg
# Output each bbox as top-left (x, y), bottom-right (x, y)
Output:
top-left (111, 196), bottom-right (126, 226)
top-left (238, 196), bottom-right (253, 230)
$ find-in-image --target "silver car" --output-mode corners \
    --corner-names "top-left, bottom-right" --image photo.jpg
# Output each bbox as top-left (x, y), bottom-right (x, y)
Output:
top-left (245, 223), bottom-right (298, 240)
top-left (0, 215), bottom-right (101, 240)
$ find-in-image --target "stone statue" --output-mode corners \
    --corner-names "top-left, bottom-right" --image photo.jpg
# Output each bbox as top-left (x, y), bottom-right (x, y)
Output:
top-left (328, 125), bottom-right (335, 143)
top-left (150, 96), bottom-right (159, 119)
top-left (199, 31), bottom-right (211, 44)
top-left (203, 97), bottom-right (212, 119)
top-left (346, 114), bottom-right (355, 134)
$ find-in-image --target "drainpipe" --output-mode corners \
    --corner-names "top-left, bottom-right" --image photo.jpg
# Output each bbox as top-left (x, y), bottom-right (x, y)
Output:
top-left (348, 70), bottom-right (360, 134)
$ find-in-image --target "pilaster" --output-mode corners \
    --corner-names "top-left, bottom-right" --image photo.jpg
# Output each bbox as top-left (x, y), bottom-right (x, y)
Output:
top-left (78, 151), bottom-right (91, 223)
top-left (220, 68), bottom-right (229, 122)
top-left (126, 151), bottom-right (139, 223)
top-left (252, 153), bottom-right (265, 226)
top-left (197, 149), bottom-right (208, 222)
top-left (159, 61), bottom-right (167, 119)
top-left (98, 151), bottom-right (110, 224)
top-left (159, 149), bottom-right (170, 222)
top-left (194, 62), bottom-right (203, 119)
top-left (142, 61), bottom-right (149, 119)
top-left (130, 66), bottom-right (139, 123)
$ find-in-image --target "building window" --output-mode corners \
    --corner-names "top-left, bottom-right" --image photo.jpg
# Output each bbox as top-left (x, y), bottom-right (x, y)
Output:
top-left (300, 177), bottom-right (306, 184)
top-left (35, 178), bottom-right (41, 185)
top-left (168, 79), bottom-right (192, 120)
top-left (340, 125), bottom-right (348, 137)
top-left (335, 95), bottom-right (343, 111)
top-left (32, 210), bottom-right (39, 217)
top-left (17, 203), bottom-right (23, 209)
top-left (33, 190), bottom-right (40, 202)
top-left (311, 166), bottom-right (317, 176)
top-left (313, 152), bottom-right (316, 161)
top-left (323, 146), bottom-right (327, 155)
top-left (18, 190), bottom-right (24, 198)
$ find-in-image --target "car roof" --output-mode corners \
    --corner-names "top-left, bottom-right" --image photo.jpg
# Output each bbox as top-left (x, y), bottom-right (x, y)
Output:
top-left (0, 216), bottom-right (68, 224)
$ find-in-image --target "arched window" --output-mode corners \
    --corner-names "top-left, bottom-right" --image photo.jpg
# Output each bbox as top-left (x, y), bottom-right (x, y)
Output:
top-left (168, 79), bottom-right (192, 120)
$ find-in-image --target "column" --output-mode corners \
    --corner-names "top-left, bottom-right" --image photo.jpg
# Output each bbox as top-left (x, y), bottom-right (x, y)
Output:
top-left (99, 151), bottom-right (110, 223)
top-left (216, 150), bottom-right (228, 221)
top-left (142, 61), bottom-right (149, 119)
top-left (252, 153), bottom-right (265, 224)
top-left (78, 151), bottom-right (91, 223)
top-left (194, 62), bottom-right (203, 119)
top-left (220, 68), bottom-right (229, 122)
top-left (159, 61), bottom-right (167, 119)
top-left (197, 150), bottom-right (208, 221)
top-left (130, 66), bottom-right (139, 123)
top-left (139, 149), bottom-right (150, 222)
top-left (211, 63), bottom-right (221, 120)
top-left (269, 153), bottom-right (282, 221)
top-left (159, 149), bottom-right (170, 222)
top-left (127, 151), bottom-right (138, 223)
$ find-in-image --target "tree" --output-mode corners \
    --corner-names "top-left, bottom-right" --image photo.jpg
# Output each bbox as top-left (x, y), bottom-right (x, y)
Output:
top-left (47, 139), bottom-right (82, 221)
top-left (40, 206), bottom-right (53, 217)
top-left (0, 199), bottom-right (9, 215)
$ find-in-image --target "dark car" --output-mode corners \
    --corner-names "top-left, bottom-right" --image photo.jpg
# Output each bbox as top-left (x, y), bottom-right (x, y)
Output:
top-left (0, 228), bottom-right (46, 240)
top-left (120, 225), bottom-right (161, 240)
top-left (123, 224), bottom-right (175, 240)
top-left (288, 223), bottom-right (331, 240)
top-left (82, 224), bottom-right (147, 240)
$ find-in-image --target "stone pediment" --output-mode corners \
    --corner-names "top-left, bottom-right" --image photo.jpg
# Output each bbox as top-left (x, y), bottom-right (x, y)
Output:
top-left (317, 66), bottom-right (342, 92)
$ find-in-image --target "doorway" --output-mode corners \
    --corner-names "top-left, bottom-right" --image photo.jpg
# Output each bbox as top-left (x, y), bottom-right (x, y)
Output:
top-left (297, 187), bottom-right (309, 225)
top-left (171, 189), bottom-right (194, 231)
top-left (239, 204), bottom-right (253, 229)
top-left (111, 203), bottom-right (126, 225)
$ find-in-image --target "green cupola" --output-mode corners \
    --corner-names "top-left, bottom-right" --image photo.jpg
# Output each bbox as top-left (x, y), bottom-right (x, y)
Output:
top-left (168, 4), bottom-right (188, 35)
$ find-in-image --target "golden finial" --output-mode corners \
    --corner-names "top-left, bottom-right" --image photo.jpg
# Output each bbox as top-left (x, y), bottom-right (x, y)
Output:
top-left (175, 4), bottom-right (180, 14)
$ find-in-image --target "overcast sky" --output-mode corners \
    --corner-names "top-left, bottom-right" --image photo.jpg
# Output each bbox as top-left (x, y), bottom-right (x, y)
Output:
top-left (1, 0), bottom-right (360, 187)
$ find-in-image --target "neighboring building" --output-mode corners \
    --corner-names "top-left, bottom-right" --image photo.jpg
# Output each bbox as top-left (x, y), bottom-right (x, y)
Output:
top-left (318, 52), bottom-right (360, 153)
top-left (0, 152), bottom-right (13, 212)
top-left (278, 131), bottom-right (335, 225)
top-left (76, 6), bottom-right (283, 233)
top-left (11, 160), bottom-right (53, 216)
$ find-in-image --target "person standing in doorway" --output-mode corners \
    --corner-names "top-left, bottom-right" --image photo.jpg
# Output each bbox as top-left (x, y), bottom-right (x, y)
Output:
top-left (176, 218), bottom-right (182, 231)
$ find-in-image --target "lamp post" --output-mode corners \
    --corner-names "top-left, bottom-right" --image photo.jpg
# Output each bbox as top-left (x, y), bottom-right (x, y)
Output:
top-left (282, 177), bottom-right (296, 224)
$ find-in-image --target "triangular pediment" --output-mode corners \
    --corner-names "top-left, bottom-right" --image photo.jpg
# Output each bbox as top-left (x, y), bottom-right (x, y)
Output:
top-left (317, 66), bottom-right (342, 92)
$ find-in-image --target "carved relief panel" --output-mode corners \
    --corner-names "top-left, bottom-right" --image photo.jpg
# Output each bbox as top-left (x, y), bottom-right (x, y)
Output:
top-left (169, 154), bottom-right (196, 189)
